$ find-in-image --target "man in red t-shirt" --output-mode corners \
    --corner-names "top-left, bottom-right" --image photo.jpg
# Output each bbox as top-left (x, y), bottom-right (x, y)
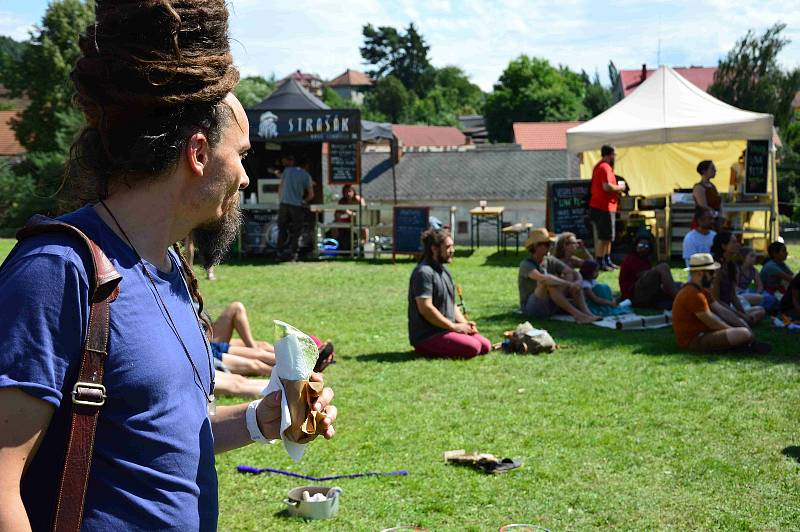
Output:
top-left (589, 145), bottom-right (626, 271)
top-left (618, 236), bottom-right (680, 309)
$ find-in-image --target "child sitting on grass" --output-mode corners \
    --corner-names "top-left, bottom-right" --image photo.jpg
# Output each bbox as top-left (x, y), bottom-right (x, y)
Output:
top-left (736, 246), bottom-right (778, 312)
top-left (760, 241), bottom-right (794, 295)
top-left (580, 261), bottom-right (629, 316)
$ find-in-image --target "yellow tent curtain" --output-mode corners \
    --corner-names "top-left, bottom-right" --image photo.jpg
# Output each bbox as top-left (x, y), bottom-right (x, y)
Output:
top-left (579, 140), bottom-right (749, 197)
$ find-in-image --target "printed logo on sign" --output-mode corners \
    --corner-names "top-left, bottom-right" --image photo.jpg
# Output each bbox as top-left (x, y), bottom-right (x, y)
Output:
top-left (258, 111), bottom-right (278, 139)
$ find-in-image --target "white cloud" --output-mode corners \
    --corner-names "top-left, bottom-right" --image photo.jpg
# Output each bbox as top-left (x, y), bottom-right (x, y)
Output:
top-left (0, 11), bottom-right (34, 41)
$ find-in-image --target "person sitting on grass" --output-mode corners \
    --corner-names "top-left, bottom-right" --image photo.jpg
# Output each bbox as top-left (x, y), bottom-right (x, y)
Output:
top-left (554, 232), bottom-right (587, 269)
top-left (760, 241), bottom-right (794, 295)
top-left (580, 261), bottom-right (629, 316)
top-left (710, 232), bottom-right (765, 325)
top-left (618, 235), bottom-right (680, 310)
top-left (672, 253), bottom-right (771, 353)
top-left (736, 246), bottom-right (778, 312)
top-left (682, 206), bottom-right (717, 268)
top-left (780, 271), bottom-right (800, 320)
top-left (408, 228), bottom-right (491, 359)
top-left (518, 228), bottom-right (599, 323)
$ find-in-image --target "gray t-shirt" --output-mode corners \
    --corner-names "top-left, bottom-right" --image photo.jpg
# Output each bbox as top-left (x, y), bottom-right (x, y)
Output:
top-left (518, 255), bottom-right (566, 307)
top-left (279, 166), bottom-right (312, 207)
top-left (407, 259), bottom-right (455, 345)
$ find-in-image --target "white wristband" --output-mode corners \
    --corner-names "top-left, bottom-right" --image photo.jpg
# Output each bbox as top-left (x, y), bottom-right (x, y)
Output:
top-left (246, 399), bottom-right (270, 444)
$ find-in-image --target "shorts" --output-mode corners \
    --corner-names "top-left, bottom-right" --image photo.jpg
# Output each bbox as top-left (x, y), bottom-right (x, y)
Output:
top-left (589, 207), bottom-right (615, 241)
top-left (210, 341), bottom-right (229, 361)
top-left (523, 293), bottom-right (560, 319)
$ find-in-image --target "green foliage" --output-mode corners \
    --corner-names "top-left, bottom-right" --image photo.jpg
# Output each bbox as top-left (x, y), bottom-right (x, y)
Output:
top-left (363, 75), bottom-right (415, 123)
top-left (0, 36), bottom-right (27, 64)
top-left (0, 0), bottom-right (94, 152)
top-left (321, 86), bottom-right (353, 109)
top-left (709, 23), bottom-right (800, 131)
top-left (484, 55), bottom-right (586, 142)
top-left (608, 60), bottom-right (622, 102)
top-left (360, 23), bottom-right (434, 97)
top-left (234, 75), bottom-right (276, 109)
top-left (581, 70), bottom-right (613, 119)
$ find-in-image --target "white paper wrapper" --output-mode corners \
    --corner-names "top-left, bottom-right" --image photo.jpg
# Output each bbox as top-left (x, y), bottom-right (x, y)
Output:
top-left (260, 320), bottom-right (319, 461)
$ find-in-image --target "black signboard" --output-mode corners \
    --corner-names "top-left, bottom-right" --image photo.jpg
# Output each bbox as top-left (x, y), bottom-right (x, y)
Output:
top-left (247, 109), bottom-right (361, 143)
top-left (328, 142), bottom-right (360, 184)
top-left (393, 206), bottom-right (430, 255)
top-left (744, 139), bottom-right (769, 195)
top-left (546, 179), bottom-right (592, 243)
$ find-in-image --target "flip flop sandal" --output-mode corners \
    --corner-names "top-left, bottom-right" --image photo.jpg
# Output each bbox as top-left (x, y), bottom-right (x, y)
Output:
top-left (476, 457), bottom-right (522, 475)
top-left (314, 341), bottom-right (336, 372)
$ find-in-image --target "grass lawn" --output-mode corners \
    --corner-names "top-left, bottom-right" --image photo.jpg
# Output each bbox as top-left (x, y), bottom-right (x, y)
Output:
top-left (2, 238), bottom-right (800, 530)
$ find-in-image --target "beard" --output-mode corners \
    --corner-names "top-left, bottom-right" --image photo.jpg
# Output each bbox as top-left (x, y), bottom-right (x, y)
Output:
top-left (193, 194), bottom-right (242, 270)
top-left (701, 272), bottom-right (714, 288)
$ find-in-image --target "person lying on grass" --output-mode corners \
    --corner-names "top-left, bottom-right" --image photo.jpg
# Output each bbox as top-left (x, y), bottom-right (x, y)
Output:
top-left (710, 232), bottom-right (766, 326)
top-left (672, 253), bottom-right (771, 353)
top-left (408, 228), bottom-right (491, 359)
top-left (518, 228), bottom-right (600, 324)
top-left (207, 301), bottom-right (335, 376)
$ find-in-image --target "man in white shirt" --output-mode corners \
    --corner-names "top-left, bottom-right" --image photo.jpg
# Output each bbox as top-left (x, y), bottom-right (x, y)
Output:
top-left (683, 206), bottom-right (717, 267)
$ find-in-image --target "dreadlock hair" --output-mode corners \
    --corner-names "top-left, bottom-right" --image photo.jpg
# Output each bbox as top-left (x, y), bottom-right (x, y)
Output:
top-left (68, 0), bottom-right (240, 335)
top-left (420, 228), bottom-right (451, 263)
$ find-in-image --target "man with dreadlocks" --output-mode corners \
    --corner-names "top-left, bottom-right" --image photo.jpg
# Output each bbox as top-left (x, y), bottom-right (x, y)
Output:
top-left (0, 1), bottom-right (336, 530)
top-left (407, 228), bottom-right (492, 359)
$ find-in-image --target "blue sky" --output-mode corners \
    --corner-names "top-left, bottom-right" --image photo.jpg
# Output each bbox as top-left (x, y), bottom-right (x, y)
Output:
top-left (1, 0), bottom-right (798, 91)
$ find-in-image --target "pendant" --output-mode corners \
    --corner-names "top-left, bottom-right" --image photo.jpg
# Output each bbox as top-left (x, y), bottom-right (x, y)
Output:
top-left (208, 394), bottom-right (216, 416)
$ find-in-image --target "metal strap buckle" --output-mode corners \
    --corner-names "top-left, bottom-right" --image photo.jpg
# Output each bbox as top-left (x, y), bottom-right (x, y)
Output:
top-left (72, 382), bottom-right (107, 406)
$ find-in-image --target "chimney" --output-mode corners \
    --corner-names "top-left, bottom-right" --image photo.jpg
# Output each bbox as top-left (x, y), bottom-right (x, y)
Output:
top-left (641, 64), bottom-right (647, 82)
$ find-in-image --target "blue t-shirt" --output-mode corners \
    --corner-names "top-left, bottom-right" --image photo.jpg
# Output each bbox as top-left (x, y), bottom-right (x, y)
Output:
top-left (279, 166), bottom-right (312, 206)
top-left (0, 206), bottom-right (218, 531)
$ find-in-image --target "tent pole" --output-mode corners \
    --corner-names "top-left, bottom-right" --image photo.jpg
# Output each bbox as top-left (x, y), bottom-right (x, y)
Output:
top-left (771, 140), bottom-right (779, 241)
top-left (391, 137), bottom-right (398, 206)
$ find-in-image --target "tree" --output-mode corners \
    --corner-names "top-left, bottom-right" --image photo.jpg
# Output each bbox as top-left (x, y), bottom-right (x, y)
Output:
top-left (321, 86), bottom-right (353, 109)
top-left (0, 0), bottom-right (94, 152)
top-left (234, 75), bottom-right (275, 108)
top-left (581, 70), bottom-right (612, 119)
top-left (363, 75), bottom-right (415, 123)
top-left (360, 23), bottom-right (434, 96)
top-left (484, 55), bottom-right (586, 142)
top-left (709, 23), bottom-right (800, 131)
top-left (608, 60), bottom-right (622, 102)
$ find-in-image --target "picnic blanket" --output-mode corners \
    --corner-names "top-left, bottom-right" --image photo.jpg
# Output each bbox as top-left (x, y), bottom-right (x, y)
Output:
top-left (551, 311), bottom-right (672, 331)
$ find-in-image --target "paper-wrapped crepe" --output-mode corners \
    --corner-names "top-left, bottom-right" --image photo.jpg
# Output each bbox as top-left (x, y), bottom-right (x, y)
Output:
top-left (261, 320), bottom-right (325, 461)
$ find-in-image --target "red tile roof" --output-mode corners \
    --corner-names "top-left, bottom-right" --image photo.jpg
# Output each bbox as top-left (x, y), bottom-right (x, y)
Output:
top-left (328, 69), bottom-right (372, 87)
top-left (282, 70), bottom-right (322, 84)
top-left (620, 65), bottom-right (717, 97)
top-left (512, 121), bottom-right (583, 150)
top-left (0, 111), bottom-right (24, 156)
top-left (392, 124), bottom-right (467, 148)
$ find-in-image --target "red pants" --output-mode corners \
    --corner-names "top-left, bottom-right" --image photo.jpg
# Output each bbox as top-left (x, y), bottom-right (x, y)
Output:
top-left (413, 331), bottom-right (492, 359)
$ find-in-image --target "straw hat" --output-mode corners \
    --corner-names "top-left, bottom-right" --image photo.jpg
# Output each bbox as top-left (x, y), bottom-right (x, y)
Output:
top-left (684, 252), bottom-right (721, 272)
top-left (525, 228), bottom-right (555, 249)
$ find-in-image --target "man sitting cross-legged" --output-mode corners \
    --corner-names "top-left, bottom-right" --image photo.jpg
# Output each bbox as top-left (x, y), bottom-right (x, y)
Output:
top-left (408, 228), bottom-right (492, 359)
top-left (518, 228), bottom-right (600, 324)
top-left (672, 253), bottom-right (771, 353)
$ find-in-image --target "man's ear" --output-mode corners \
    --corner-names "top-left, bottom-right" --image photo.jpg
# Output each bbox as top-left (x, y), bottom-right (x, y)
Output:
top-left (185, 132), bottom-right (209, 176)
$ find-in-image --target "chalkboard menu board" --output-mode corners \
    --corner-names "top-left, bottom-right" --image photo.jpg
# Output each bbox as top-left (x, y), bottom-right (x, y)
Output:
top-left (328, 142), bottom-right (360, 184)
top-left (546, 179), bottom-right (592, 243)
top-left (393, 206), bottom-right (430, 255)
top-left (744, 139), bottom-right (769, 195)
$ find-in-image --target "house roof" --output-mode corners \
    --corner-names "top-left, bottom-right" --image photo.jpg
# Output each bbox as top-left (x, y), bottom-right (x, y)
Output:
top-left (0, 111), bottom-right (23, 156)
top-left (328, 69), bottom-right (372, 87)
top-left (250, 78), bottom-right (330, 111)
top-left (513, 121), bottom-right (583, 150)
top-left (281, 70), bottom-right (322, 84)
top-left (360, 149), bottom-right (577, 201)
top-left (620, 65), bottom-right (716, 97)
top-left (392, 124), bottom-right (467, 148)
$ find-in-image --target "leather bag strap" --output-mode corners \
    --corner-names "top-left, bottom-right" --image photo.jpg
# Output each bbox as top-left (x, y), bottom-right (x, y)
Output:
top-left (15, 215), bottom-right (121, 532)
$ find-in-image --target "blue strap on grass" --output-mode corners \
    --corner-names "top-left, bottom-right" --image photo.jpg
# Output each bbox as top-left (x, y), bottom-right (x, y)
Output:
top-left (237, 465), bottom-right (408, 481)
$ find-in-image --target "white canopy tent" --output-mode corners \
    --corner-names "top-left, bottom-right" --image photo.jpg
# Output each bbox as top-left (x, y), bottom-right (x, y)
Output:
top-left (566, 65), bottom-right (773, 152)
top-left (566, 66), bottom-right (777, 242)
